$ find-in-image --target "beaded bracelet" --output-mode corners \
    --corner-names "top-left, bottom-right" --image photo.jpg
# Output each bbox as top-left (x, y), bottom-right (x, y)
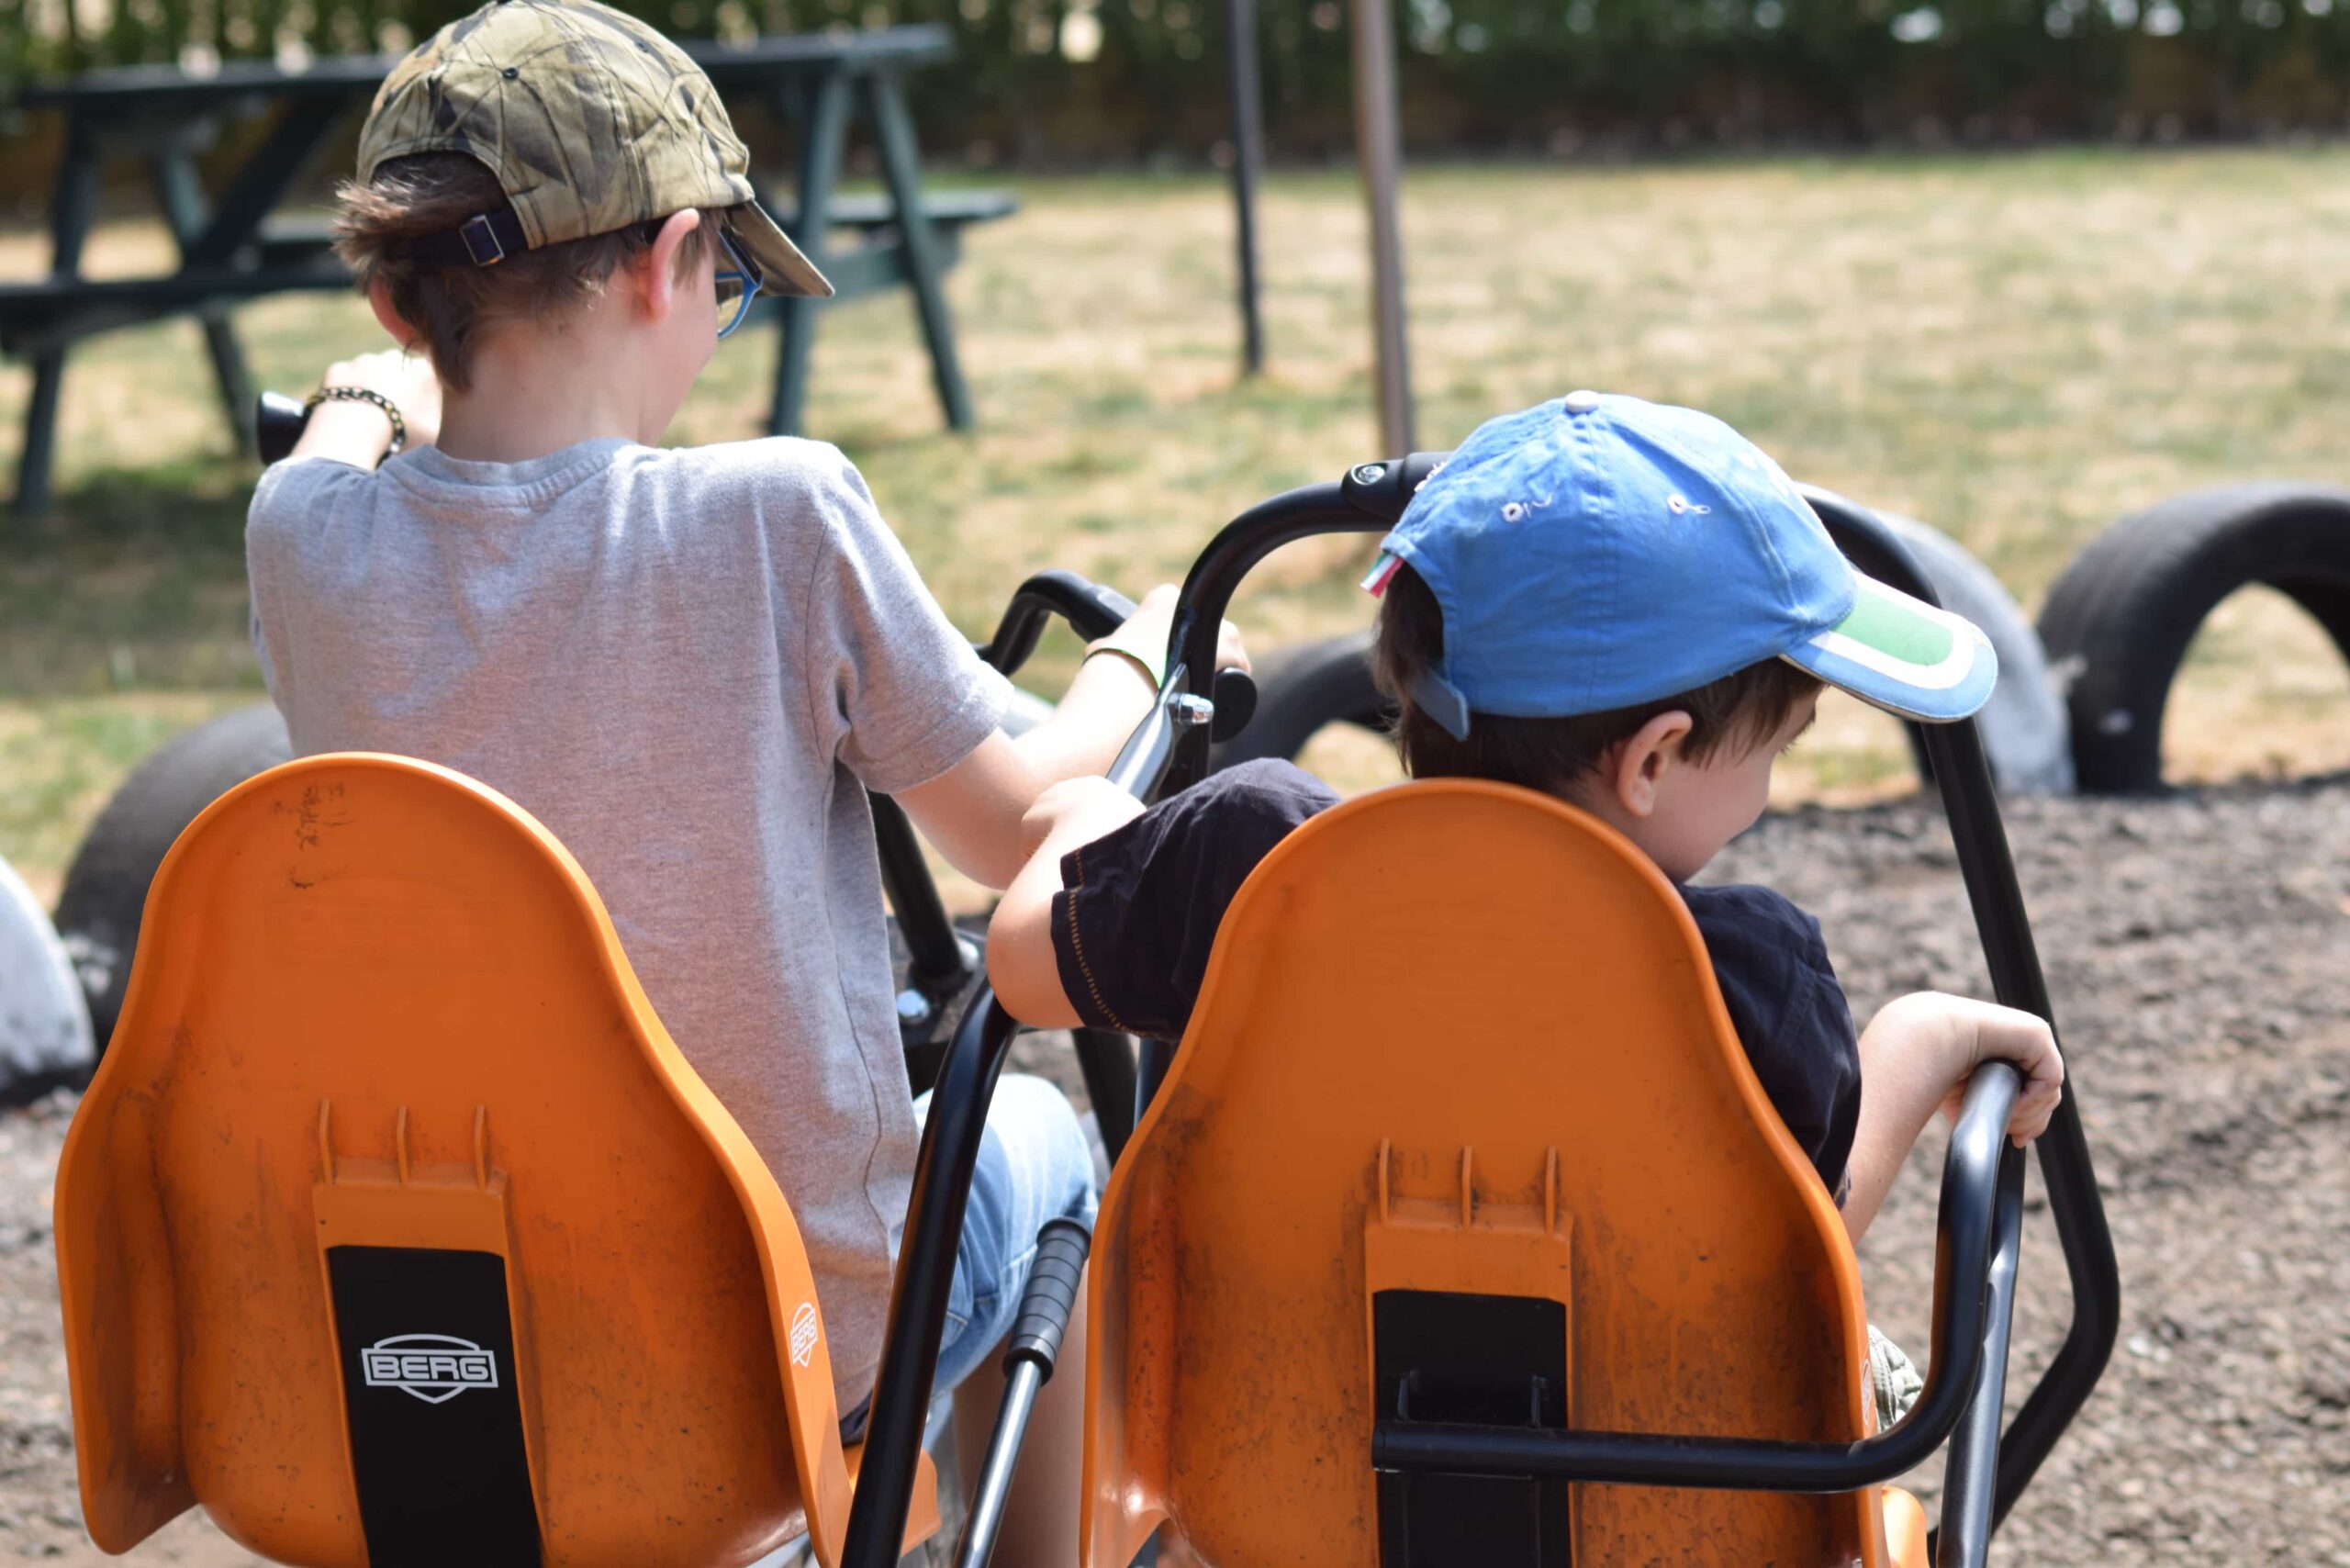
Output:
top-left (305, 386), bottom-right (408, 456)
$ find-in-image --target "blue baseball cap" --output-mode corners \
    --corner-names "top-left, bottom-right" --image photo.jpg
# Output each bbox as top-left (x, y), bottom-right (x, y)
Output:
top-left (1365, 392), bottom-right (1998, 740)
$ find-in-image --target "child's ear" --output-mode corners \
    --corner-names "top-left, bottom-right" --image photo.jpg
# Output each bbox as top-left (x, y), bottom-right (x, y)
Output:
top-left (366, 279), bottom-right (425, 353)
top-left (1606, 710), bottom-right (1694, 820)
top-left (636, 209), bottom-right (702, 323)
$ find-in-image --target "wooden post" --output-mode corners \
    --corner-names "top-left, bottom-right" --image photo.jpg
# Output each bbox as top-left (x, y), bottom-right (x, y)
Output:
top-left (1349, 0), bottom-right (1415, 455)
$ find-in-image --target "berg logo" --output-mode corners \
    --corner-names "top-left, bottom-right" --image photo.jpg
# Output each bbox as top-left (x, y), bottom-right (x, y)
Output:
top-left (789, 1303), bottom-right (820, 1368)
top-left (361, 1333), bottom-right (500, 1405)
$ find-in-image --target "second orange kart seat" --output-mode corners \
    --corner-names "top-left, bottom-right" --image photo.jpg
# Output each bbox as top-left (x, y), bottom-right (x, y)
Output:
top-left (1081, 779), bottom-right (1929, 1568)
top-left (54, 755), bottom-right (935, 1568)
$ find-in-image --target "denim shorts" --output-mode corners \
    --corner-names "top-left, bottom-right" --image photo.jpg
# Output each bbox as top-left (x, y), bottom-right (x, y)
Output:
top-left (841, 1072), bottom-right (1099, 1439)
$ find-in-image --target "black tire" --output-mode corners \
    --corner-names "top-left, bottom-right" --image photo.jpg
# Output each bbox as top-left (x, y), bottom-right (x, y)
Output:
top-left (2037, 483), bottom-right (2350, 794)
top-left (53, 703), bottom-right (293, 1051)
top-left (1880, 513), bottom-right (2075, 796)
top-left (1209, 631), bottom-right (1393, 771)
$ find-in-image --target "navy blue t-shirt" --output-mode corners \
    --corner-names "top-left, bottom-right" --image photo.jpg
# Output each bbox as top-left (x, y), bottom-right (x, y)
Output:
top-left (1050, 760), bottom-right (1863, 1200)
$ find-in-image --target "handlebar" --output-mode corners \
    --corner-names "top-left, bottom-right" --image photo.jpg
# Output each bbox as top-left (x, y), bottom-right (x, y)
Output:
top-left (980, 570), bottom-right (1257, 742)
top-left (979, 570), bottom-right (1137, 667)
top-left (257, 390), bottom-right (308, 465)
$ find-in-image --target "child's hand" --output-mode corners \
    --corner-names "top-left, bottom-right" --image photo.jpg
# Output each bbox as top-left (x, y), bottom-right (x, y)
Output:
top-left (1847, 990), bottom-right (2065, 1240)
top-left (319, 349), bottom-right (443, 452)
top-left (1116, 584), bottom-right (1251, 678)
top-left (1887, 991), bottom-right (2066, 1147)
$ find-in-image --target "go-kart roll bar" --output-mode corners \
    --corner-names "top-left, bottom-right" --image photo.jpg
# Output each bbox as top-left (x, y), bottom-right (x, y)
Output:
top-left (1811, 487), bottom-right (2121, 1539)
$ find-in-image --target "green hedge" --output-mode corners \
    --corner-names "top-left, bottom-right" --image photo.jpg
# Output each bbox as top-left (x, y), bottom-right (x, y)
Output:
top-left (7, 0), bottom-right (2350, 153)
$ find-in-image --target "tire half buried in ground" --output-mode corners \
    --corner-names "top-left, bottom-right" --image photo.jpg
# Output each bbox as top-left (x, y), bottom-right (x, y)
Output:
top-left (0, 856), bottom-right (92, 1103)
top-left (53, 704), bottom-right (292, 1053)
top-left (2039, 482), bottom-right (2350, 794)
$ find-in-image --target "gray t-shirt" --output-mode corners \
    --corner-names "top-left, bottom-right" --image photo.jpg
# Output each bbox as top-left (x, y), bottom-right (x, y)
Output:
top-left (248, 437), bottom-right (1009, 1398)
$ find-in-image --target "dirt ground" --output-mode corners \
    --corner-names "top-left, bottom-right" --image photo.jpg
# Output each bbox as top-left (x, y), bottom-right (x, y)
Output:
top-left (2, 774), bottom-right (2346, 1563)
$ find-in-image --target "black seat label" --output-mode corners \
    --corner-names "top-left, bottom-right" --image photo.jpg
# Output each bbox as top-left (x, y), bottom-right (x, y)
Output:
top-left (328, 1246), bottom-right (543, 1567)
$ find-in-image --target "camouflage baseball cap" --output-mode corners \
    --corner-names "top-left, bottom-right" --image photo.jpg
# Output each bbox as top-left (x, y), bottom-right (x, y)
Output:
top-left (359, 0), bottom-right (831, 297)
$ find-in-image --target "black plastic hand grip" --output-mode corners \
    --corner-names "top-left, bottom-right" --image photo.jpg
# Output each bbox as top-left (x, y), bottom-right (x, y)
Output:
top-left (1003, 1216), bottom-right (1091, 1381)
top-left (257, 391), bottom-right (309, 465)
top-left (1088, 583), bottom-right (1140, 629)
top-left (1210, 667), bottom-right (1259, 742)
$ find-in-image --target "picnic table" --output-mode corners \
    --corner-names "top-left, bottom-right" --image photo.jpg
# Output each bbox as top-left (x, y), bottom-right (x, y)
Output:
top-left (0, 27), bottom-right (1013, 516)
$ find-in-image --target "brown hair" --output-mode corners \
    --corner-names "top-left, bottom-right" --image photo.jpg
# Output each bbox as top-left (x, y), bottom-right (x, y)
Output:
top-left (333, 153), bottom-right (726, 391)
top-left (1371, 561), bottom-right (1824, 795)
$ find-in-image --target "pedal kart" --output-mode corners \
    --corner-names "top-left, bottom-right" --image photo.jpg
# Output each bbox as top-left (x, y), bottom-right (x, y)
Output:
top-left (54, 443), bottom-right (2116, 1567)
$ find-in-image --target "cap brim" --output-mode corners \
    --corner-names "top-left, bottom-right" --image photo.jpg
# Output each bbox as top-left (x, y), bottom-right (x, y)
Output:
top-left (733, 200), bottom-right (833, 299)
top-left (1782, 574), bottom-right (1998, 723)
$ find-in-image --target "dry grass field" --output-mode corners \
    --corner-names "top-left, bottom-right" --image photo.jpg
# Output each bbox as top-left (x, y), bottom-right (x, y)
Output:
top-left (5, 149), bottom-right (2350, 906)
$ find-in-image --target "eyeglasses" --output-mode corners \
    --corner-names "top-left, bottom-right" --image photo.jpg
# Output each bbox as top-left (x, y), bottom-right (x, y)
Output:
top-left (713, 226), bottom-right (761, 340)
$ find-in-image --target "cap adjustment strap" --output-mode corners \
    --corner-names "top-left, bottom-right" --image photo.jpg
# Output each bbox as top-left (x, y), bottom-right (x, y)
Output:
top-left (1409, 667), bottom-right (1473, 741)
top-left (400, 208), bottom-right (531, 271)
top-left (460, 213), bottom-right (505, 265)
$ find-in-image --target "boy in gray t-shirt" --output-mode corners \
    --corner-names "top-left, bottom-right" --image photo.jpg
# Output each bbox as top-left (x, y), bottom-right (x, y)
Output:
top-left (246, 4), bottom-right (1225, 1555)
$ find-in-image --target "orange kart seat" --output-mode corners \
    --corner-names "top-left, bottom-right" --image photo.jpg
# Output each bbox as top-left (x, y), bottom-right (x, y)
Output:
top-left (55, 754), bottom-right (936, 1568)
top-left (1081, 779), bottom-right (1929, 1568)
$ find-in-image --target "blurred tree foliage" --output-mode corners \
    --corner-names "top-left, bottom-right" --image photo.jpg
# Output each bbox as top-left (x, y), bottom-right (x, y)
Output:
top-left (5, 0), bottom-right (2349, 151)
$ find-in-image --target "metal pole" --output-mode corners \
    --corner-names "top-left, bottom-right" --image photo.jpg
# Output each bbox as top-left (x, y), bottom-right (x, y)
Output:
top-left (1225, 0), bottom-right (1268, 374)
top-left (1349, 0), bottom-right (1415, 454)
top-left (952, 1362), bottom-right (1044, 1568)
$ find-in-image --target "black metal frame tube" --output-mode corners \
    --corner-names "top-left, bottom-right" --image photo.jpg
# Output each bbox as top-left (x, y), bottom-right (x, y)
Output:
top-left (1071, 1028), bottom-right (1139, 1164)
top-left (842, 996), bottom-right (1022, 1568)
top-left (952, 1361), bottom-right (1045, 1568)
top-left (1807, 491), bottom-right (2121, 1529)
top-left (873, 792), bottom-right (965, 991)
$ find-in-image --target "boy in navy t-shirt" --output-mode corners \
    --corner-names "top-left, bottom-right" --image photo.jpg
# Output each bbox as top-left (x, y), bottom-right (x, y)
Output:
top-left (989, 393), bottom-right (2065, 1244)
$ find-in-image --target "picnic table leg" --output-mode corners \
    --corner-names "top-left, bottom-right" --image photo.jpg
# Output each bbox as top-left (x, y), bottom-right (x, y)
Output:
top-left (14, 124), bottom-right (101, 518)
top-left (19, 356), bottom-right (71, 521)
top-left (863, 73), bottom-right (975, 431)
top-left (152, 149), bottom-right (257, 456)
top-left (769, 72), bottom-right (850, 439)
top-left (188, 98), bottom-right (346, 263)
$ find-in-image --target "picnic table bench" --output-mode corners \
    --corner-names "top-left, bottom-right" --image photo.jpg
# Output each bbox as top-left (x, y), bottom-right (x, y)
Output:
top-left (1, 27), bottom-right (1013, 516)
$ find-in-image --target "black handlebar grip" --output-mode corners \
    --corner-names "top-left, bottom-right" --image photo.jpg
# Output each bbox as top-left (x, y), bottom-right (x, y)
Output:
top-left (1091, 583), bottom-right (1139, 626)
top-left (1003, 1216), bottom-right (1092, 1381)
top-left (1210, 668), bottom-right (1258, 743)
top-left (256, 392), bottom-right (310, 465)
